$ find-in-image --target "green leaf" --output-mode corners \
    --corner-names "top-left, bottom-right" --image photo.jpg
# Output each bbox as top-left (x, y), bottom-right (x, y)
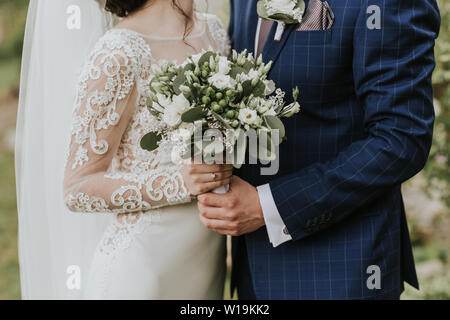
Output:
top-left (263, 115), bottom-right (286, 143)
top-left (253, 80), bottom-right (266, 97)
top-left (233, 129), bottom-right (247, 168)
top-left (198, 51), bottom-right (216, 66)
top-left (258, 130), bottom-right (277, 161)
top-left (241, 80), bottom-right (253, 97)
top-left (242, 61), bottom-right (255, 72)
top-left (184, 63), bottom-right (195, 73)
top-left (181, 107), bottom-right (207, 123)
top-left (229, 66), bottom-right (246, 78)
top-left (140, 132), bottom-right (162, 152)
top-left (173, 73), bottom-right (187, 95)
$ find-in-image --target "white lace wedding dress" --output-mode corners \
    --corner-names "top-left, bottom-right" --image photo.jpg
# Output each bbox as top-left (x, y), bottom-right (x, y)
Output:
top-left (63, 13), bottom-right (230, 300)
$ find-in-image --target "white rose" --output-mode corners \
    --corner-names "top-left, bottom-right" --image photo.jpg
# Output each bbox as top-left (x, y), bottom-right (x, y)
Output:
top-left (237, 69), bottom-right (259, 82)
top-left (267, 0), bottom-right (296, 14)
top-left (238, 108), bottom-right (261, 126)
top-left (151, 101), bottom-right (164, 113)
top-left (217, 56), bottom-right (231, 75)
top-left (162, 94), bottom-right (191, 127)
top-left (156, 93), bottom-right (172, 108)
top-left (208, 73), bottom-right (236, 90)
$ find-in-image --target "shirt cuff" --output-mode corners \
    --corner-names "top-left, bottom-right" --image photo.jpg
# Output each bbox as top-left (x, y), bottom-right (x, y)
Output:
top-left (257, 183), bottom-right (292, 247)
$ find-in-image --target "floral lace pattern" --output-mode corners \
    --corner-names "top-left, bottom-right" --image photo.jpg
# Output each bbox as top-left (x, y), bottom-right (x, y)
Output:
top-left (205, 14), bottom-right (231, 56)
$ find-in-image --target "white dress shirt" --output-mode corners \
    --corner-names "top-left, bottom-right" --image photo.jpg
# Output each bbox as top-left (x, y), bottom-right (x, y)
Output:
top-left (255, 18), bottom-right (292, 247)
top-left (257, 184), bottom-right (292, 247)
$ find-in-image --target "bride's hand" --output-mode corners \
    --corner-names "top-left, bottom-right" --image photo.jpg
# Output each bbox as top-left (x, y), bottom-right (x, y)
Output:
top-left (181, 162), bottom-right (233, 196)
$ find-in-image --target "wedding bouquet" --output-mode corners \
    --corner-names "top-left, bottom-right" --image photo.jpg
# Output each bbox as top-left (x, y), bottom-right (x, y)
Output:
top-left (140, 49), bottom-right (300, 170)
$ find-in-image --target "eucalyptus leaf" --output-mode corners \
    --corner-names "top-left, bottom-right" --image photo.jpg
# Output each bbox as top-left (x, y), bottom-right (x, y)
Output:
top-left (241, 80), bottom-right (253, 97)
top-left (181, 107), bottom-right (207, 123)
top-left (229, 66), bottom-right (246, 78)
top-left (258, 130), bottom-right (277, 161)
top-left (234, 129), bottom-right (247, 168)
top-left (253, 80), bottom-right (266, 97)
top-left (242, 61), bottom-right (255, 72)
top-left (263, 115), bottom-right (286, 143)
top-left (198, 51), bottom-right (216, 66)
top-left (140, 132), bottom-right (162, 152)
top-left (173, 74), bottom-right (187, 95)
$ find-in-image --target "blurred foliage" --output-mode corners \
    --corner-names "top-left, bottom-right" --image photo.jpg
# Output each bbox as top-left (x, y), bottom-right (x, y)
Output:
top-left (424, 0), bottom-right (450, 208)
top-left (0, 0), bottom-right (28, 94)
top-left (0, 150), bottom-right (19, 299)
top-left (404, 269), bottom-right (450, 300)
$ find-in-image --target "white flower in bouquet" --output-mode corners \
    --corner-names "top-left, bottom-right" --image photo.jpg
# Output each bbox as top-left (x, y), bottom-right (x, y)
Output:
top-left (208, 73), bottom-right (236, 90)
top-left (162, 94), bottom-right (191, 127)
top-left (191, 52), bottom-right (203, 64)
top-left (239, 108), bottom-right (262, 126)
top-left (280, 101), bottom-right (301, 117)
top-left (217, 56), bottom-right (231, 75)
top-left (237, 69), bottom-right (260, 82)
top-left (141, 49), bottom-right (301, 178)
top-left (157, 93), bottom-right (172, 107)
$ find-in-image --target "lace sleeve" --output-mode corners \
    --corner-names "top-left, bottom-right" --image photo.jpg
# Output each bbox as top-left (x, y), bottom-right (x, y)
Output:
top-left (206, 14), bottom-right (231, 57)
top-left (63, 32), bottom-right (192, 214)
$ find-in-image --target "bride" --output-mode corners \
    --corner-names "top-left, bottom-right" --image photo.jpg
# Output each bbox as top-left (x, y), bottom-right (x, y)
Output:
top-left (17, 0), bottom-right (231, 299)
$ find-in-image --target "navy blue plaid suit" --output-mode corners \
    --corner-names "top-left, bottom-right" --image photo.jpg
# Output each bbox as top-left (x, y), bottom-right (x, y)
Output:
top-left (229, 0), bottom-right (440, 299)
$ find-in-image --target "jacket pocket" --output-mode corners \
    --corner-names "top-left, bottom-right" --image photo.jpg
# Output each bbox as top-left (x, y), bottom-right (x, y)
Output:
top-left (292, 29), bottom-right (332, 46)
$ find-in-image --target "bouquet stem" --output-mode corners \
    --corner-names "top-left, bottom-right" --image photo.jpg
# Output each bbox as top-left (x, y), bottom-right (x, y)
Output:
top-left (213, 184), bottom-right (230, 194)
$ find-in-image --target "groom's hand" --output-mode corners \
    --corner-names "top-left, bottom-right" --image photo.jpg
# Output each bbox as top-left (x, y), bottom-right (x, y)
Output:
top-left (197, 176), bottom-right (265, 236)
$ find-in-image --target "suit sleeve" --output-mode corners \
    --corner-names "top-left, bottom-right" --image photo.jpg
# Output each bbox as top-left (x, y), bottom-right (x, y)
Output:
top-left (269, 0), bottom-right (440, 241)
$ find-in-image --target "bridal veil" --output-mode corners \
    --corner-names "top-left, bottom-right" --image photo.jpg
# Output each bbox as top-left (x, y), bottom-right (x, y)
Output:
top-left (16, 0), bottom-right (117, 299)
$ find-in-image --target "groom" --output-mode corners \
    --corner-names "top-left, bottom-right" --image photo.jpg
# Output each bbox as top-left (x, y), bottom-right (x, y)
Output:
top-left (197, 0), bottom-right (441, 299)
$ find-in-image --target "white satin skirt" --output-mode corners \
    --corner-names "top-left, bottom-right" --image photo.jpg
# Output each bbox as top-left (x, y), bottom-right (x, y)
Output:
top-left (83, 202), bottom-right (227, 300)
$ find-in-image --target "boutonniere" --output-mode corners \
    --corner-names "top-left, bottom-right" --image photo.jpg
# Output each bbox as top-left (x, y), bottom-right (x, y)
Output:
top-left (257, 0), bottom-right (306, 41)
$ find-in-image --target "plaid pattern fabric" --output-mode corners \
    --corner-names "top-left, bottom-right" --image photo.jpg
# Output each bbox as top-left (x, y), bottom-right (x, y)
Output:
top-left (229, 0), bottom-right (440, 299)
top-left (296, 0), bottom-right (334, 31)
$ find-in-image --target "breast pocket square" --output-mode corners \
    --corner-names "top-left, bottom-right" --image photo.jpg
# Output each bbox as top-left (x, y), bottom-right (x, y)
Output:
top-left (296, 0), bottom-right (335, 31)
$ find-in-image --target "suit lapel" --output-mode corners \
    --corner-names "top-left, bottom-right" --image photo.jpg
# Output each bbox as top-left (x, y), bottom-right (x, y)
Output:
top-left (261, 23), bottom-right (296, 67)
top-left (246, 0), bottom-right (260, 54)
top-left (260, 0), bottom-right (310, 67)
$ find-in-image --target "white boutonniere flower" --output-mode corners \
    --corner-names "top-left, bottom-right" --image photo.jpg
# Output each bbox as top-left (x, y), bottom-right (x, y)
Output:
top-left (257, 0), bottom-right (306, 41)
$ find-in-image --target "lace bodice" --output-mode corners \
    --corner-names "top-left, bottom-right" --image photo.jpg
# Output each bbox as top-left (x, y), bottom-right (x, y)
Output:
top-left (64, 13), bottom-right (230, 214)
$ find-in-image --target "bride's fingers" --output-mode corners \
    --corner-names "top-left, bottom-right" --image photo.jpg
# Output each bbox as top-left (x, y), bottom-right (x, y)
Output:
top-left (194, 170), bottom-right (233, 183)
top-left (188, 163), bottom-right (233, 174)
top-left (199, 178), bottom-right (232, 194)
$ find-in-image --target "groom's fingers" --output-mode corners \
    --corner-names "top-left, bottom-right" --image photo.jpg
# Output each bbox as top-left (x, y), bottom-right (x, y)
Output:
top-left (199, 215), bottom-right (235, 231)
top-left (197, 193), bottom-right (230, 208)
top-left (198, 202), bottom-right (229, 220)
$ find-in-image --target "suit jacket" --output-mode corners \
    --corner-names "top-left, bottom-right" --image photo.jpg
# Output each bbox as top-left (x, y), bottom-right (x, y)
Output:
top-left (229, 0), bottom-right (440, 299)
